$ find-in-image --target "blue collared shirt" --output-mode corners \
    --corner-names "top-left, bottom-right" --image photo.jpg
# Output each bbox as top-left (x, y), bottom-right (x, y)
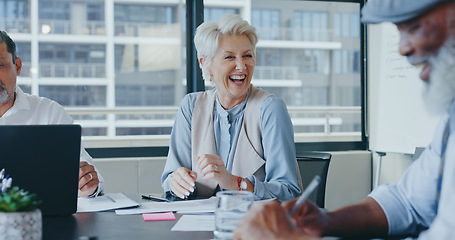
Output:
top-left (369, 101), bottom-right (455, 239)
top-left (161, 90), bottom-right (301, 201)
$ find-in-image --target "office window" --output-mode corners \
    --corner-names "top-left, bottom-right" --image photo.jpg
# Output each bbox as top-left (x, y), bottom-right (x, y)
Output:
top-left (293, 10), bottom-right (328, 41)
top-left (114, 42), bottom-right (179, 107)
top-left (333, 50), bottom-right (360, 74)
top-left (39, 85), bottom-right (106, 106)
top-left (39, 43), bottom-right (105, 78)
top-left (256, 49), bottom-right (282, 67)
top-left (114, 4), bottom-right (177, 37)
top-left (13, 0), bottom-right (364, 146)
top-left (16, 42), bottom-right (31, 77)
top-left (39, 0), bottom-right (105, 35)
top-left (251, 9), bottom-right (281, 40)
top-left (111, 2), bottom-right (184, 136)
top-left (0, 0), bottom-right (30, 33)
top-left (204, 8), bottom-right (238, 22)
top-left (252, 0), bottom-right (362, 142)
top-left (334, 12), bottom-right (360, 38)
top-left (87, 3), bottom-right (104, 21)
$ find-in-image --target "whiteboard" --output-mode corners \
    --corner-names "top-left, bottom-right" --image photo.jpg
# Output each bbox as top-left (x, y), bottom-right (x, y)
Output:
top-left (368, 23), bottom-right (441, 154)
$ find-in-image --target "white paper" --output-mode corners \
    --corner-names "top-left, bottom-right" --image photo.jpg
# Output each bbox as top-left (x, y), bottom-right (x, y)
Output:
top-left (171, 215), bottom-right (215, 231)
top-left (115, 197), bottom-right (217, 215)
top-left (77, 193), bottom-right (139, 213)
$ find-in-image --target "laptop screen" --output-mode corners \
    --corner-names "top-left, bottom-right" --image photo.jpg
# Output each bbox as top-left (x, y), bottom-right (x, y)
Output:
top-left (0, 125), bottom-right (81, 216)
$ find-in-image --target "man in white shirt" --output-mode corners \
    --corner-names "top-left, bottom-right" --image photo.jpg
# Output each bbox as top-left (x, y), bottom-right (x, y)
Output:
top-left (0, 30), bottom-right (103, 197)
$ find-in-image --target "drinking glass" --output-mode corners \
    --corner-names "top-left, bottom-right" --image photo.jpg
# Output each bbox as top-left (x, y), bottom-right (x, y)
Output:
top-left (214, 191), bottom-right (253, 240)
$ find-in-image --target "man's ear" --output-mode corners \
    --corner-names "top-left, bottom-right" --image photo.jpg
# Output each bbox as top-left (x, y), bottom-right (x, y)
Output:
top-left (15, 57), bottom-right (22, 76)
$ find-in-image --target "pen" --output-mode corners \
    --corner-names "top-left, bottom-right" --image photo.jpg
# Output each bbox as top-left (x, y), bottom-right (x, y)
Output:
top-left (289, 175), bottom-right (321, 216)
top-left (141, 194), bottom-right (170, 202)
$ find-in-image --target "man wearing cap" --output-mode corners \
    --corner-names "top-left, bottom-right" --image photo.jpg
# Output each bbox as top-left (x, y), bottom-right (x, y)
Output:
top-left (234, 0), bottom-right (455, 239)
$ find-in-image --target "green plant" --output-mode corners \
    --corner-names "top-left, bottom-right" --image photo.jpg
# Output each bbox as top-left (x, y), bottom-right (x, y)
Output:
top-left (0, 186), bottom-right (41, 212)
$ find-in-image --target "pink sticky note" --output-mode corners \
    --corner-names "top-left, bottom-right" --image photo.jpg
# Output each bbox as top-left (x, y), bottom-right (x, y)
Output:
top-left (142, 212), bottom-right (175, 221)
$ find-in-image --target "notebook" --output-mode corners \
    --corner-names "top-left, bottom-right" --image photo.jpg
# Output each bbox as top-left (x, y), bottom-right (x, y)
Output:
top-left (0, 125), bottom-right (81, 216)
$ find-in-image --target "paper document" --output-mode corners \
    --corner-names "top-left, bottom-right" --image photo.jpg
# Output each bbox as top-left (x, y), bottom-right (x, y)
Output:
top-left (77, 193), bottom-right (139, 213)
top-left (171, 215), bottom-right (215, 231)
top-left (115, 197), bottom-right (217, 215)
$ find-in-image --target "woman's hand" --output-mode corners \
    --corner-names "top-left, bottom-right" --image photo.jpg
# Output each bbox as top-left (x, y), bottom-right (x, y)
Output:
top-left (170, 167), bottom-right (197, 199)
top-left (196, 154), bottom-right (237, 190)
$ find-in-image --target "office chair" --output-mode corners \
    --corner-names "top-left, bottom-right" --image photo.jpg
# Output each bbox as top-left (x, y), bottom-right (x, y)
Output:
top-left (296, 152), bottom-right (331, 208)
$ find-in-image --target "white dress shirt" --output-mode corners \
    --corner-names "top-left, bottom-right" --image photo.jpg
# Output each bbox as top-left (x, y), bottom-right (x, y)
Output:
top-left (369, 101), bottom-right (455, 239)
top-left (0, 86), bottom-right (104, 196)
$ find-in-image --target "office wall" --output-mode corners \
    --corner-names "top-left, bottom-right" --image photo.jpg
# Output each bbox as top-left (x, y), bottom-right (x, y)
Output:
top-left (93, 150), bottom-right (372, 211)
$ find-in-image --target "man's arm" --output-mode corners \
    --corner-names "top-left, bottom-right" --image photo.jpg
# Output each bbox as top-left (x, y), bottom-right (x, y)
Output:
top-left (284, 197), bottom-right (388, 238)
top-left (234, 200), bottom-right (319, 240)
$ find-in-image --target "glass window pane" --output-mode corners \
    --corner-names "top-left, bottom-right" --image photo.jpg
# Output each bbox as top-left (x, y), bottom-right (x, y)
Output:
top-left (251, 9), bottom-right (280, 40)
top-left (39, 85), bottom-right (106, 107)
top-left (114, 43), bottom-right (182, 107)
top-left (39, 43), bottom-right (105, 78)
top-left (15, 0), bottom-right (362, 141)
top-left (0, 0), bottom-right (31, 33)
top-left (252, 0), bottom-right (361, 141)
top-left (16, 42), bottom-right (31, 77)
top-left (114, 3), bottom-right (177, 37)
top-left (204, 8), bottom-right (238, 22)
top-left (39, 0), bottom-right (105, 35)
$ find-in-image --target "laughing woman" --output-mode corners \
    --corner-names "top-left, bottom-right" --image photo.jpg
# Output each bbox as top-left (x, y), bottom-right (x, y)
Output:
top-left (161, 13), bottom-right (301, 201)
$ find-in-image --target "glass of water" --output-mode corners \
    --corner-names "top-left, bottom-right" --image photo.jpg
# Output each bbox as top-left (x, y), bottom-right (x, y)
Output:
top-left (214, 191), bottom-right (254, 240)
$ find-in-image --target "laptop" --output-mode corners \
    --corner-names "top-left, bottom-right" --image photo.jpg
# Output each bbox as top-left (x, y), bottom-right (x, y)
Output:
top-left (0, 125), bottom-right (81, 216)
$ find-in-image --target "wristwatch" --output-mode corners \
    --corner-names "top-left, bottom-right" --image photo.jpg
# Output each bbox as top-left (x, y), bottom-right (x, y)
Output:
top-left (237, 177), bottom-right (247, 191)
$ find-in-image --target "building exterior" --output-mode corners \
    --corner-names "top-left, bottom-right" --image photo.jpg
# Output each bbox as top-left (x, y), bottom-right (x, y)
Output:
top-left (1, 0), bottom-right (362, 143)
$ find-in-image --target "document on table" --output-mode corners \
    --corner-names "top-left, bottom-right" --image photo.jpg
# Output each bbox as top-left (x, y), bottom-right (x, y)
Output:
top-left (115, 197), bottom-right (217, 215)
top-left (171, 215), bottom-right (215, 231)
top-left (77, 193), bottom-right (139, 213)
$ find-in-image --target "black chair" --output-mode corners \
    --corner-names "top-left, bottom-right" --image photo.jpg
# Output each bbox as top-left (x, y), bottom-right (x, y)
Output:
top-left (296, 152), bottom-right (331, 208)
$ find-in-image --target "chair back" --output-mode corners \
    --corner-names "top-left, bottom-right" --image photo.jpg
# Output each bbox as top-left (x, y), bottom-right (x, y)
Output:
top-left (296, 152), bottom-right (331, 208)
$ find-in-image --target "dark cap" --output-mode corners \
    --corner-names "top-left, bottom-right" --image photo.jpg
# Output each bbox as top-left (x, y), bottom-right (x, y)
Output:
top-left (361, 0), bottom-right (455, 24)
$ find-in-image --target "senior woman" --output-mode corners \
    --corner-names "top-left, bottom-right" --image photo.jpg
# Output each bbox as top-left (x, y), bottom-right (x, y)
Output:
top-left (161, 13), bottom-right (301, 201)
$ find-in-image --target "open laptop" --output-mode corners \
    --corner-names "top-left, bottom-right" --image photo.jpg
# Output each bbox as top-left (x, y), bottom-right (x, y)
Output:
top-left (0, 125), bottom-right (81, 216)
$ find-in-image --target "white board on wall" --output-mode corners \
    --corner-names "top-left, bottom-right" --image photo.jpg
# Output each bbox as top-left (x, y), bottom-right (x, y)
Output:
top-left (368, 22), bottom-right (440, 154)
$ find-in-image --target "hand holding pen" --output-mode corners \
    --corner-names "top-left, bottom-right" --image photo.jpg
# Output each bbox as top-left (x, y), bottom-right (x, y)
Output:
top-left (289, 175), bottom-right (321, 216)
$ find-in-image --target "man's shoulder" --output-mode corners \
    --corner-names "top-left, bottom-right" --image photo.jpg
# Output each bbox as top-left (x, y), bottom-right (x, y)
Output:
top-left (23, 93), bottom-right (63, 108)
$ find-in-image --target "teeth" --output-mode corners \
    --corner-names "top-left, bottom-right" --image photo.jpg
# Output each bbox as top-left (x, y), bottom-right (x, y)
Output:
top-left (230, 75), bottom-right (245, 80)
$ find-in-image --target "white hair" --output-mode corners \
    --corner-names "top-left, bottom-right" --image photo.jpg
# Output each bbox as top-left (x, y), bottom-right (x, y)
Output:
top-left (424, 36), bottom-right (455, 114)
top-left (0, 82), bottom-right (13, 106)
top-left (423, 6), bottom-right (455, 114)
top-left (194, 13), bottom-right (258, 82)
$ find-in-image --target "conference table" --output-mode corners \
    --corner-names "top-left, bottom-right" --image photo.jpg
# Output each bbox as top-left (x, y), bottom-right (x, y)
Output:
top-left (42, 195), bottom-right (404, 240)
top-left (42, 195), bottom-right (214, 240)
